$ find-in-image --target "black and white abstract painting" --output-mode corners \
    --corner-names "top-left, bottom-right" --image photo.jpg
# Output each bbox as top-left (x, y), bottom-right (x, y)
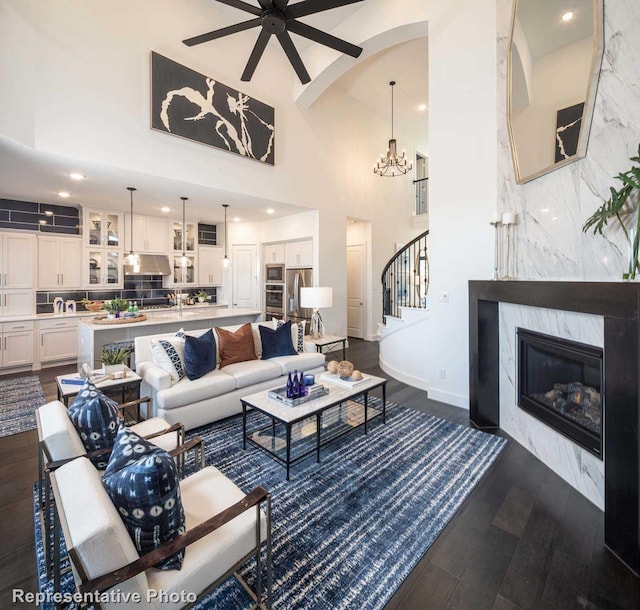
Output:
top-left (151, 52), bottom-right (275, 165)
top-left (555, 102), bottom-right (584, 163)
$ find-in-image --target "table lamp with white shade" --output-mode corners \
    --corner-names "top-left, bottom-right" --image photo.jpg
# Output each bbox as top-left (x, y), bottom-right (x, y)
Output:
top-left (300, 287), bottom-right (333, 339)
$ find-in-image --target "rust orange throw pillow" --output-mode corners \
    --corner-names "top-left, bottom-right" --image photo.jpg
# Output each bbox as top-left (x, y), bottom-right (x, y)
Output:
top-left (216, 323), bottom-right (257, 368)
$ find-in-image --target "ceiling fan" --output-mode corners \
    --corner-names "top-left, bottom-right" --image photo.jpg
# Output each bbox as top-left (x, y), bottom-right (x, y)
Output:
top-left (183, 0), bottom-right (365, 84)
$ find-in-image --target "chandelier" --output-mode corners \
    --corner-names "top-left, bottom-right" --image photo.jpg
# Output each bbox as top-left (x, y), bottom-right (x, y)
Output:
top-left (374, 81), bottom-right (413, 177)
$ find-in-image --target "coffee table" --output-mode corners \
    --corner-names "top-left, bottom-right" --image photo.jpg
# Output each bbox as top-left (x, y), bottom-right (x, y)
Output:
top-left (240, 373), bottom-right (387, 480)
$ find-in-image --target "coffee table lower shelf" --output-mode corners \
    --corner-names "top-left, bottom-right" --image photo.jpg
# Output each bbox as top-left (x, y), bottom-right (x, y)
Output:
top-left (240, 377), bottom-right (387, 480)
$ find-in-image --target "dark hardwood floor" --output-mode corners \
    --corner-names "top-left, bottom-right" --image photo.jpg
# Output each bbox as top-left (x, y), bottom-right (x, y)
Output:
top-left (0, 340), bottom-right (638, 609)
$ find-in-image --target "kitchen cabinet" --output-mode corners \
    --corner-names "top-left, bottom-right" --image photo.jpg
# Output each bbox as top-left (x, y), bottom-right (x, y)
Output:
top-left (0, 321), bottom-right (34, 369)
top-left (264, 243), bottom-right (285, 264)
top-left (85, 210), bottom-right (122, 248)
top-left (39, 318), bottom-right (77, 363)
top-left (86, 249), bottom-right (121, 287)
top-left (38, 236), bottom-right (82, 289)
top-left (1, 290), bottom-right (35, 316)
top-left (285, 240), bottom-right (313, 268)
top-left (0, 232), bottom-right (35, 289)
top-left (124, 215), bottom-right (169, 253)
top-left (198, 246), bottom-right (223, 286)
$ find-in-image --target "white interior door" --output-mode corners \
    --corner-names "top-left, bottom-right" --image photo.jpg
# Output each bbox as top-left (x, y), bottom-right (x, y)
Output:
top-left (347, 244), bottom-right (365, 338)
top-left (232, 244), bottom-right (258, 309)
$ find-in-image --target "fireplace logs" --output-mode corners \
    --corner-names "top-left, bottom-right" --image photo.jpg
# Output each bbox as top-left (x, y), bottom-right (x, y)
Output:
top-left (532, 382), bottom-right (601, 434)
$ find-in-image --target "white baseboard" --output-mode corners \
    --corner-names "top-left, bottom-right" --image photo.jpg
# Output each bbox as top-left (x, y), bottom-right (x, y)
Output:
top-left (379, 356), bottom-right (429, 392)
top-left (427, 387), bottom-right (468, 409)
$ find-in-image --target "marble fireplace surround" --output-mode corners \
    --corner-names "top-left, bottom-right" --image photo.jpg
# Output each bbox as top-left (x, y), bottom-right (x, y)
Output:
top-left (469, 280), bottom-right (640, 576)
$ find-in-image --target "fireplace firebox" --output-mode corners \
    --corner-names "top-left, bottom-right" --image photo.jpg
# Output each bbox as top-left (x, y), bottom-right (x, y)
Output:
top-left (517, 328), bottom-right (603, 458)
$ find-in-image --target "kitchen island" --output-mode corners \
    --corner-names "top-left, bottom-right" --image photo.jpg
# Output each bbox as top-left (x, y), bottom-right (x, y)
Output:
top-left (78, 306), bottom-right (262, 368)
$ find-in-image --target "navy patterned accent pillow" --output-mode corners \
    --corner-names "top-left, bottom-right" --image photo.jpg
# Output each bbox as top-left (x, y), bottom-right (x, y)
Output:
top-left (103, 427), bottom-right (186, 570)
top-left (67, 380), bottom-right (120, 469)
top-left (276, 319), bottom-right (305, 352)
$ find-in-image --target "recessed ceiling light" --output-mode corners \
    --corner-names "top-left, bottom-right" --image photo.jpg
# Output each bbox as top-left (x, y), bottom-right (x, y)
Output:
top-left (562, 11), bottom-right (574, 22)
top-left (69, 172), bottom-right (85, 181)
top-left (57, 191), bottom-right (71, 198)
top-left (266, 208), bottom-right (275, 214)
top-left (44, 210), bottom-right (54, 216)
top-left (161, 206), bottom-right (171, 213)
top-left (418, 104), bottom-right (427, 111)
top-left (233, 216), bottom-right (240, 222)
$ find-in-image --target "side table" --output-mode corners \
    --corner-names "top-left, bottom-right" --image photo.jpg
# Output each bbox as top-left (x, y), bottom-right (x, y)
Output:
top-left (305, 334), bottom-right (347, 361)
top-left (56, 367), bottom-right (142, 407)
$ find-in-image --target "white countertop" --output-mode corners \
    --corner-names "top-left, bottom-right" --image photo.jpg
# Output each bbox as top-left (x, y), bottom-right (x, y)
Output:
top-left (0, 303), bottom-right (235, 324)
top-left (78, 306), bottom-right (262, 330)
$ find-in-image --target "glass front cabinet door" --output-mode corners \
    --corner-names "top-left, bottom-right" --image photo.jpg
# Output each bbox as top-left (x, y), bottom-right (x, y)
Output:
top-left (86, 210), bottom-right (122, 248)
top-left (172, 255), bottom-right (196, 285)
top-left (86, 250), bottom-right (121, 287)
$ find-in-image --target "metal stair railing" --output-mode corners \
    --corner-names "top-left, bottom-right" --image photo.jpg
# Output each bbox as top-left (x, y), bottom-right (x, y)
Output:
top-left (381, 230), bottom-right (429, 322)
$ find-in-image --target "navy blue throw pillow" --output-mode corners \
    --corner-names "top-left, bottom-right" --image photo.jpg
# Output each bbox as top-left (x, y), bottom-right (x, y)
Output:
top-left (184, 329), bottom-right (217, 380)
top-left (67, 379), bottom-right (120, 469)
top-left (260, 320), bottom-right (297, 359)
top-left (103, 426), bottom-right (186, 570)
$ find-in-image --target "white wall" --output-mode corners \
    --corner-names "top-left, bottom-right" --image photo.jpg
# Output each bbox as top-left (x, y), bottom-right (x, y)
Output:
top-left (421, 0), bottom-right (498, 407)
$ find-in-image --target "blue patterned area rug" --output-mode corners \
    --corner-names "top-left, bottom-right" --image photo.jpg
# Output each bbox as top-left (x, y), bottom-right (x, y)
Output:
top-left (34, 401), bottom-right (506, 609)
top-left (0, 375), bottom-right (46, 438)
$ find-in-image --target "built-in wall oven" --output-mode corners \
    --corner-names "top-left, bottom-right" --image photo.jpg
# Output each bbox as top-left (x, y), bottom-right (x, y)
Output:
top-left (265, 284), bottom-right (285, 320)
top-left (265, 264), bottom-right (285, 284)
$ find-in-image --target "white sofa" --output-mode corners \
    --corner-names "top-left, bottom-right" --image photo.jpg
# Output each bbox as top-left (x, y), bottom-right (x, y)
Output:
top-left (135, 323), bottom-right (326, 430)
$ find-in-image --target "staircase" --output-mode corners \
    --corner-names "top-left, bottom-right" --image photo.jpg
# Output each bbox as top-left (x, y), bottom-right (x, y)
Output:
top-left (381, 230), bottom-right (429, 322)
top-left (379, 231), bottom-right (430, 391)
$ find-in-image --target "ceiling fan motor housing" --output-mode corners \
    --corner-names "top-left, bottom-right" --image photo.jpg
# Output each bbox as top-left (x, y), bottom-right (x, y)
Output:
top-left (262, 9), bottom-right (286, 35)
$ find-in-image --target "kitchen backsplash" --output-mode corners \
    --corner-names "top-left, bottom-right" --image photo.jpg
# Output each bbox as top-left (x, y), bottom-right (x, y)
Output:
top-left (36, 275), bottom-right (217, 314)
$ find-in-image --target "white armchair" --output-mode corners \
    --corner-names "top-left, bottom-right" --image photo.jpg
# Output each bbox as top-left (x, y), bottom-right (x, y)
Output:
top-left (50, 457), bottom-right (272, 610)
top-left (36, 397), bottom-right (190, 582)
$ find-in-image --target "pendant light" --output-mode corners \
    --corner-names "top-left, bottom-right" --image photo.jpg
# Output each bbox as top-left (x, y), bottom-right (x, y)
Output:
top-left (178, 197), bottom-right (190, 268)
top-left (222, 204), bottom-right (230, 268)
top-left (125, 187), bottom-right (140, 268)
top-left (373, 81), bottom-right (413, 177)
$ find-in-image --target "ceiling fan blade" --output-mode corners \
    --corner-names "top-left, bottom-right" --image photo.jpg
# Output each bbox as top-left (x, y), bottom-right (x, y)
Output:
top-left (287, 20), bottom-right (362, 58)
top-left (273, 0), bottom-right (290, 11)
top-left (286, 0), bottom-right (365, 20)
top-left (257, 0), bottom-right (273, 9)
top-left (214, 0), bottom-right (262, 16)
top-left (183, 18), bottom-right (261, 46)
top-left (276, 31), bottom-right (311, 84)
top-left (241, 29), bottom-right (272, 81)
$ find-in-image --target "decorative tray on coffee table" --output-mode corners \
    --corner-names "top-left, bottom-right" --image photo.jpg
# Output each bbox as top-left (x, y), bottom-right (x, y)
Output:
top-left (268, 384), bottom-right (329, 407)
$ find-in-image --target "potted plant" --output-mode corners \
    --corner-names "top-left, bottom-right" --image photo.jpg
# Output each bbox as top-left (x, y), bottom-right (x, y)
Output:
top-left (196, 290), bottom-right (209, 303)
top-left (100, 346), bottom-right (131, 374)
top-left (583, 145), bottom-right (640, 279)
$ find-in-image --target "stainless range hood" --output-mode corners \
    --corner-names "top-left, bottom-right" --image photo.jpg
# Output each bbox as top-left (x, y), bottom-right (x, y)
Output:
top-left (123, 253), bottom-right (171, 276)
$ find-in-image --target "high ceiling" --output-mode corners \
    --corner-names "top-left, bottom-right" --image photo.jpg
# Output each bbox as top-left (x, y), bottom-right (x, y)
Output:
top-left (0, 1), bottom-right (429, 221)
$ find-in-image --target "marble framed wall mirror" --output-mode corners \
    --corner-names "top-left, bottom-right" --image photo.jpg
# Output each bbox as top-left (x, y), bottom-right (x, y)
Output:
top-left (508, 0), bottom-right (604, 184)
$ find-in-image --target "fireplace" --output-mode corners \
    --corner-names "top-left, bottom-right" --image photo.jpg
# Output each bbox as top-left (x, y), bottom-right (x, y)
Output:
top-left (517, 328), bottom-right (603, 459)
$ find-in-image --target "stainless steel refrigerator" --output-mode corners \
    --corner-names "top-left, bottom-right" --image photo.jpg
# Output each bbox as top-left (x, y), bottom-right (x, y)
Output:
top-left (286, 268), bottom-right (313, 324)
